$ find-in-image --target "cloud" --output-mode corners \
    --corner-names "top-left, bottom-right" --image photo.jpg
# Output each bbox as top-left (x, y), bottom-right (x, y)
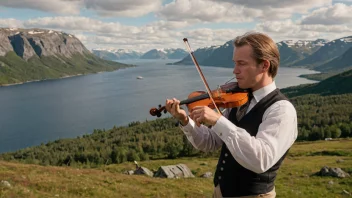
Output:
top-left (157, 0), bottom-right (260, 23)
top-left (0, 18), bottom-right (24, 28)
top-left (255, 19), bottom-right (352, 42)
top-left (89, 28), bottom-right (246, 52)
top-left (23, 16), bottom-right (139, 34)
top-left (301, 3), bottom-right (352, 25)
top-left (0, 0), bottom-right (161, 17)
top-left (158, 0), bottom-right (332, 23)
top-left (83, 0), bottom-right (162, 17)
top-left (0, 0), bottom-right (81, 14)
top-left (208, 0), bottom-right (331, 10)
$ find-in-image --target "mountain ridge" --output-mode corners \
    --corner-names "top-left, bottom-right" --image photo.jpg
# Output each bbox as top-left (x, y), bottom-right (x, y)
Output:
top-left (0, 28), bottom-right (131, 86)
top-left (170, 36), bottom-right (351, 72)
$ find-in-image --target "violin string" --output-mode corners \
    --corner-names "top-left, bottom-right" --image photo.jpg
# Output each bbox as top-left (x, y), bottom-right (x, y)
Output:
top-left (224, 76), bottom-right (236, 84)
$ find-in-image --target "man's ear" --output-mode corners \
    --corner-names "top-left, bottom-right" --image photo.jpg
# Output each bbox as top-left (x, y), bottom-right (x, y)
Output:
top-left (261, 60), bottom-right (270, 72)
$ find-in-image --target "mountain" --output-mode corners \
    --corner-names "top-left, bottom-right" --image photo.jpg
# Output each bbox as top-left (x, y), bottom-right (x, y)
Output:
top-left (292, 36), bottom-right (352, 68)
top-left (277, 39), bottom-right (328, 66)
top-left (92, 49), bottom-right (142, 60)
top-left (170, 44), bottom-right (227, 66)
top-left (281, 68), bottom-right (352, 97)
top-left (140, 48), bottom-right (187, 59)
top-left (171, 39), bottom-right (328, 68)
top-left (0, 28), bottom-right (130, 86)
top-left (314, 47), bottom-right (352, 72)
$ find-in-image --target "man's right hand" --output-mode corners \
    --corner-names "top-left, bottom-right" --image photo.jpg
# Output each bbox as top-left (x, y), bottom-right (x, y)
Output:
top-left (165, 98), bottom-right (189, 126)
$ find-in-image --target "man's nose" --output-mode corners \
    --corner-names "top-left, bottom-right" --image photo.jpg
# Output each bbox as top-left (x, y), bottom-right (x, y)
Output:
top-left (233, 65), bottom-right (239, 74)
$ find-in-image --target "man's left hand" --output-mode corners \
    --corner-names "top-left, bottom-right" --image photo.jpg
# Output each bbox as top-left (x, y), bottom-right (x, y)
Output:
top-left (190, 106), bottom-right (221, 127)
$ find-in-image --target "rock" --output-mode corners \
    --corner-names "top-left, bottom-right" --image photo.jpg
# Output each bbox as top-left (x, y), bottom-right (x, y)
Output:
top-left (342, 190), bottom-right (351, 196)
top-left (1, 180), bottom-right (12, 188)
top-left (124, 170), bottom-right (134, 175)
top-left (154, 164), bottom-right (195, 178)
top-left (0, 28), bottom-right (90, 60)
top-left (134, 166), bottom-right (153, 177)
top-left (336, 159), bottom-right (344, 163)
top-left (318, 166), bottom-right (350, 178)
top-left (201, 172), bottom-right (213, 178)
top-left (328, 180), bottom-right (334, 185)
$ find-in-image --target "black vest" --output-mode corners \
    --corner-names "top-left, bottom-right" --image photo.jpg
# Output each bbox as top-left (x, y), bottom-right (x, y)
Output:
top-left (213, 88), bottom-right (289, 197)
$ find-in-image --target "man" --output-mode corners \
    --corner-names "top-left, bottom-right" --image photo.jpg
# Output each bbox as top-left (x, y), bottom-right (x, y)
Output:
top-left (165, 32), bottom-right (297, 198)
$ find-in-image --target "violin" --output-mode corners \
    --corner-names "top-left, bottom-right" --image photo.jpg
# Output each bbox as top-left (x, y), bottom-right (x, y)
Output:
top-left (149, 82), bottom-right (249, 117)
top-left (149, 38), bottom-right (249, 118)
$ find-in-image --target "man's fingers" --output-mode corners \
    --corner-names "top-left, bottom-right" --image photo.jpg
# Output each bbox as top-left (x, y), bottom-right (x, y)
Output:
top-left (165, 99), bottom-right (173, 112)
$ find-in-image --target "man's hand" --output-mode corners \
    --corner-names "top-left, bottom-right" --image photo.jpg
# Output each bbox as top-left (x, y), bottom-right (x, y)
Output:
top-left (190, 106), bottom-right (221, 127)
top-left (165, 98), bottom-right (189, 126)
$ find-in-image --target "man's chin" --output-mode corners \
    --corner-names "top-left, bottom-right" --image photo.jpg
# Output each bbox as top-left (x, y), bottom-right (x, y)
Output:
top-left (237, 83), bottom-right (247, 89)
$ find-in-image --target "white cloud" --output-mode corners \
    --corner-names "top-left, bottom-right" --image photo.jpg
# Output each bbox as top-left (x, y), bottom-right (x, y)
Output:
top-left (208, 0), bottom-right (331, 10)
top-left (0, 0), bottom-right (81, 15)
top-left (2, 0), bottom-right (352, 52)
top-left (158, 0), bottom-right (332, 23)
top-left (301, 24), bottom-right (352, 33)
top-left (0, 18), bottom-right (24, 28)
top-left (301, 3), bottom-right (352, 25)
top-left (255, 19), bottom-right (352, 42)
top-left (157, 0), bottom-right (260, 23)
top-left (256, 20), bottom-right (300, 34)
top-left (23, 17), bottom-right (139, 34)
top-left (83, 0), bottom-right (162, 17)
top-left (0, 0), bottom-right (162, 17)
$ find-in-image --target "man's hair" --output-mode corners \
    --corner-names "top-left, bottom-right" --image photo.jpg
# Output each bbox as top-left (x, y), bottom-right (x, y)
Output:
top-left (233, 32), bottom-right (280, 78)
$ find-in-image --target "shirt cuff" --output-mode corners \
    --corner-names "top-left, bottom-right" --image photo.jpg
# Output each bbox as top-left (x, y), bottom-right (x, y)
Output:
top-left (179, 116), bottom-right (196, 136)
top-left (212, 116), bottom-right (237, 139)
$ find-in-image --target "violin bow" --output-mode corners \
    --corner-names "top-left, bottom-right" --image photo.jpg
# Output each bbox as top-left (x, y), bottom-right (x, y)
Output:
top-left (183, 38), bottom-right (222, 115)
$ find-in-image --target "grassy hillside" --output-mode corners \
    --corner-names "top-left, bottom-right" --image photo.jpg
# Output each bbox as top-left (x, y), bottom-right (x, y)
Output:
top-left (0, 52), bottom-right (132, 86)
top-left (1, 140), bottom-right (351, 198)
top-left (282, 69), bottom-right (352, 97)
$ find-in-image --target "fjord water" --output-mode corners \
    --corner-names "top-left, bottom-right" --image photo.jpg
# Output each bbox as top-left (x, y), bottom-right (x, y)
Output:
top-left (0, 59), bottom-right (318, 153)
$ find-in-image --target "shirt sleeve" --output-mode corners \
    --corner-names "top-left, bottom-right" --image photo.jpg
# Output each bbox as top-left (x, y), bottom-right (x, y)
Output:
top-left (179, 109), bottom-right (230, 152)
top-left (211, 100), bottom-right (298, 173)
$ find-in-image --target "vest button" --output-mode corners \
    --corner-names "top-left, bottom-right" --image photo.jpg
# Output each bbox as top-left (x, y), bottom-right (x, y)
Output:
top-left (220, 167), bottom-right (224, 171)
top-left (218, 176), bottom-right (222, 180)
top-left (222, 160), bottom-right (225, 164)
top-left (224, 153), bottom-right (228, 157)
top-left (219, 132), bottom-right (222, 136)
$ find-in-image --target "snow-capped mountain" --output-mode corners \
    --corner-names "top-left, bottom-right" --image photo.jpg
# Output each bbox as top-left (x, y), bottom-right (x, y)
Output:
top-left (140, 48), bottom-right (188, 59)
top-left (92, 48), bottom-right (143, 60)
top-left (277, 39), bottom-right (329, 66)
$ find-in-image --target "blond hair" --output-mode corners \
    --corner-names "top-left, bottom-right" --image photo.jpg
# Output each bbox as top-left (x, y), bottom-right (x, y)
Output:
top-left (234, 32), bottom-right (280, 78)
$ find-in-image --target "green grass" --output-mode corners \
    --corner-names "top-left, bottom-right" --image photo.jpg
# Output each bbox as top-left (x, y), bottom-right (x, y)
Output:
top-left (1, 139), bottom-right (351, 198)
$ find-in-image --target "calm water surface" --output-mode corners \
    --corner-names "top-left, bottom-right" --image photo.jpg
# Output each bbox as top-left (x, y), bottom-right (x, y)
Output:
top-left (0, 59), bottom-right (319, 153)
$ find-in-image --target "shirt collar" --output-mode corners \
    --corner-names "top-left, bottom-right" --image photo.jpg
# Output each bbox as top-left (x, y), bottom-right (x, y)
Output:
top-left (252, 81), bottom-right (276, 102)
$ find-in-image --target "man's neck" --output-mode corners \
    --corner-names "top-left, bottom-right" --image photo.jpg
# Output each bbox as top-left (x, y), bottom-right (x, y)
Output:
top-left (252, 77), bottom-right (273, 92)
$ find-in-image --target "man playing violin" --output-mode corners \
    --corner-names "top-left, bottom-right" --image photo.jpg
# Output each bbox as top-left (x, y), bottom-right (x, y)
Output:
top-left (165, 32), bottom-right (298, 198)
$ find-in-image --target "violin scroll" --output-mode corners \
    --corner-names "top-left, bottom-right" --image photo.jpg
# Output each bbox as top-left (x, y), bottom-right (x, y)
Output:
top-left (149, 104), bottom-right (167, 117)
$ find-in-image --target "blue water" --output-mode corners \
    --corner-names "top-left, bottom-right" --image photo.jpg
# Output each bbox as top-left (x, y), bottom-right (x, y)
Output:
top-left (0, 59), bottom-right (319, 153)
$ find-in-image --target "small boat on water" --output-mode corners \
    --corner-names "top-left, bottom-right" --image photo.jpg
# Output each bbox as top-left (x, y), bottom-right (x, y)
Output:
top-left (137, 76), bottom-right (143, 79)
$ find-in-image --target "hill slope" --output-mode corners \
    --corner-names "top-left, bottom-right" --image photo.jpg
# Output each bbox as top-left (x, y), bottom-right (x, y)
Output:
top-left (315, 47), bottom-right (352, 72)
top-left (1, 140), bottom-right (351, 198)
top-left (292, 36), bottom-right (352, 69)
top-left (281, 69), bottom-right (352, 97)
top-left (0, 28), bottom-right (131, 85)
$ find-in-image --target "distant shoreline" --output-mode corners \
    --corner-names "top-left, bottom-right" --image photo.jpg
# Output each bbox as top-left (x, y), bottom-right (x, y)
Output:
top-left (0, 67), bottom-right (132, 88)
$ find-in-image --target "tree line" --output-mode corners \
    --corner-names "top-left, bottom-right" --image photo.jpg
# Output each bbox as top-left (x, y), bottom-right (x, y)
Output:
top-left (1, 93), bottom-right (351, 168)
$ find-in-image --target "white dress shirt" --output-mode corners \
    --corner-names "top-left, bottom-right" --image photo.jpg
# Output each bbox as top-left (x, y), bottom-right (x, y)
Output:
top-left (180, 81), bottom-right (298, 174)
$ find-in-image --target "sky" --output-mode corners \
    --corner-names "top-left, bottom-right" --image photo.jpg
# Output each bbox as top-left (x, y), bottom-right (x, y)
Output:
top-left (1, 0), bottom-right (352, 53)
